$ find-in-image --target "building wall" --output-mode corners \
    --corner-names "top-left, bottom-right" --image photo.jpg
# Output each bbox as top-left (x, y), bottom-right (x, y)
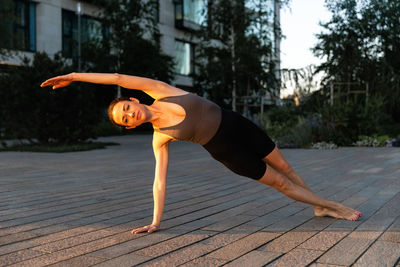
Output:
top-left (36, 1), bottom-right (62, 55)
top-left (1, 0), bottom-right (196, 88)
top-left (1, 0), bottom-right (280, 95)
top-left (35, 1), bottom-right (98, 55)
top-left (158, 0), bottom-right (193, 87)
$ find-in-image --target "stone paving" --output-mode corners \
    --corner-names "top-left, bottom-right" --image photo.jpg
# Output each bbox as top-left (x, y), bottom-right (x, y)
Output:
top-left (0, 135), bottom-right (399, 267)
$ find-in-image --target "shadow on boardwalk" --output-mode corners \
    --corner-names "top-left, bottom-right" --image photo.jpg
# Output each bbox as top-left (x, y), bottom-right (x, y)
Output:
top-left (0, 135), bottom-right (399, 267)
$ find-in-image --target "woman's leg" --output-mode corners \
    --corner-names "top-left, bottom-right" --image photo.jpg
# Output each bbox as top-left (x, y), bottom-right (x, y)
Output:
top-left (263, 147), bottom-right (336, 215)
top-left (263, 147), bottom-right (312, 191)
top-left (259, 150), bottom-right (361, 220)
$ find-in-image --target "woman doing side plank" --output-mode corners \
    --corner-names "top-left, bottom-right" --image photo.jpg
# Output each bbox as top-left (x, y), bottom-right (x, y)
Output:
top-left (41, 73), bottom-right (362, 234)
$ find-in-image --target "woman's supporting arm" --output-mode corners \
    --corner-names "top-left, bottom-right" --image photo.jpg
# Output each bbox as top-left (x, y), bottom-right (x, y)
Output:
top-left (131, 132), bottom-right (172, 234)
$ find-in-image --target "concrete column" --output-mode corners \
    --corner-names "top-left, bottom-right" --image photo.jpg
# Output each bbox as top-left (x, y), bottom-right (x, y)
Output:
top-left (36, 1), bottom-right (63, 56)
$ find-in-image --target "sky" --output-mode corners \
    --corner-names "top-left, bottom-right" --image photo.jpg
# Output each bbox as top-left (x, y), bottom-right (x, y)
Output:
top-left (280, 0), bottom-right (332, 70)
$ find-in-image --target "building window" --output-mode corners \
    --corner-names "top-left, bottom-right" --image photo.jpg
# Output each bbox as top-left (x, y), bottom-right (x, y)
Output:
top-left (62, 10), bottom-right (77, 58)
top-left (174, 40), bottom-right (194, 75)
top-left (152, 0), bottom-right (159, 23)
top-left (174, 0), bottom-right (206, 31)
top-left (62, 9), bottom-right (106, 58)
top-left (0, 0), bottom-right (36, 52)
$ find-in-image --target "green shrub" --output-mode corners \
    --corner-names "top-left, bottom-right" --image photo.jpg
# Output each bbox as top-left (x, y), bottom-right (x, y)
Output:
top-left (94, 120), bottom-right (123, 137)
top-left (312, 141), bottom-right (338, 149)
top-left (275, 117), bottom-right (312, 148)
top-left (260, 105), bottom-right (297, 136)
top-left (353, 135), bottom-right (392, 147)
top-left (260, 105), bottom-right (312, 148)
top-left (312, 95), bottom-right (390, 146)
top-left (381, 123), bottom-right (400, 137)
top-left (0, 52), bottom-right (102, 144)
top-left (259, 93), bottom-right (392, 147)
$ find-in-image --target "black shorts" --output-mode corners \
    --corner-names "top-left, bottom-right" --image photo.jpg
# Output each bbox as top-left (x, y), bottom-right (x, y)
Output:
top-left (203, 109), bottom-right (276, 180)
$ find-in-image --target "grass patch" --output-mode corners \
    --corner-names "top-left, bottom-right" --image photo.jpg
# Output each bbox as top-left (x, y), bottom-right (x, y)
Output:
top-left (0, 141), bottom-right (119, 153)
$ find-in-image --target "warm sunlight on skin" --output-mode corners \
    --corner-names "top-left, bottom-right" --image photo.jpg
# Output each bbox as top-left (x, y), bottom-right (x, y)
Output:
top-left (112, 100), bottom-right (144, 129)
top-left (38, 72), bottom-right (363, 235)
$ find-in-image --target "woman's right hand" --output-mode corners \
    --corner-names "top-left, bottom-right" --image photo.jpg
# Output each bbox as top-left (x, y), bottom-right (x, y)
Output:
top-left (41, 73), bottom-right (74, 89)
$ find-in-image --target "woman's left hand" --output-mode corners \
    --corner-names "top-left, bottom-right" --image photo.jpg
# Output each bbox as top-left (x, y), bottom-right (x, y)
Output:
top-left (131, 224), bottom-right (160, 234)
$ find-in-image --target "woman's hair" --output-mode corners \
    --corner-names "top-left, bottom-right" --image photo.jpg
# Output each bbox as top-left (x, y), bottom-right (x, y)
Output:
top-left (107, 97), bottom-right (130, 126)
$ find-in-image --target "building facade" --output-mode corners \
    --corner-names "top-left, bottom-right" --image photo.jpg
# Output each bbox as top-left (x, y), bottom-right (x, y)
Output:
top-left (0, 0), bottom-right (280, 94)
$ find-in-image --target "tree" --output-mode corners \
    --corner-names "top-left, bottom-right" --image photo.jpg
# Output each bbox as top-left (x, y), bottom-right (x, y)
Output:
top-left (281, 65), bottom-right (321, 102)
top-left (84, 0), bottom-right (175, 106)
top-left (193, 0), bottom-right (280, 109)
top-left (0, 0), bottom-right (20, 58)
top-left (0, 1), bottom-right (177, 143)
top-left (313, 0), bottom-right (400, 123)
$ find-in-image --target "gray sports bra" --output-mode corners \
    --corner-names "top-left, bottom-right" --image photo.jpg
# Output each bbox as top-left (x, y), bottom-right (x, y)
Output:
top-left (155, 93), bottom-right (222, 145)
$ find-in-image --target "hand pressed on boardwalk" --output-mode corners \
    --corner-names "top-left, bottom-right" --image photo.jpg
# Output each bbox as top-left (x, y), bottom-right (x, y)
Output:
top-left (131, 224), bottom-right (160, 234)
top-left (41, 73), bottom-right (362, 234)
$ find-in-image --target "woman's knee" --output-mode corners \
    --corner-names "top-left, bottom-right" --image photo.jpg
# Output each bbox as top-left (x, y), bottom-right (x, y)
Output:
top-left (272, 159), bottom-right (293, 176)
top-left (263, 148), bottom-right (293, 174)
top-left (258, 166), bottom-right (292, 191)
top-left (274, 174), bottom-right (292, 192)
top-left (275, 160), bottom-right (292, 175)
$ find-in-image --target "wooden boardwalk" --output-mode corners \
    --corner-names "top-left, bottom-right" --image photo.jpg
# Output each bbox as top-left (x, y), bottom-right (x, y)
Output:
top-left (0, 135), bottom-right (399, 267)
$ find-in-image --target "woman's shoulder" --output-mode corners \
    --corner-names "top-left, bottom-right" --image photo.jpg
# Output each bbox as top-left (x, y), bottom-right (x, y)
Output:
top-left (153, 83), bottom-right (189, 100)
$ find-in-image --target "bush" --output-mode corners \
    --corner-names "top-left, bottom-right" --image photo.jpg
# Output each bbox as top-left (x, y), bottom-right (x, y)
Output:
top-left (259, 93), bottom-right (393, 148)
top-left (94, 120), bottom-right (122, 137)
top-left (311, 95), bottom-right (391, 146)
top-left (259, 105), bottom-right (297, 137)
top-left (381, 123), bottom-right (400, 138)
top-left (353, 135), bottom-right (392, 147)
top-left (312, 142), bottom-right (338, 149)
top-left (275, 117), bottom-right (312, 148)
top-left (260, 105), bottom-right (312, 148)
top-left (0, 52), bottom-right (102, 144)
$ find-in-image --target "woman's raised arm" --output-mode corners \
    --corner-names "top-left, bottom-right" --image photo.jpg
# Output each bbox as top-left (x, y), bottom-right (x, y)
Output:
top-left (41, 73), bottom-right (187, 100)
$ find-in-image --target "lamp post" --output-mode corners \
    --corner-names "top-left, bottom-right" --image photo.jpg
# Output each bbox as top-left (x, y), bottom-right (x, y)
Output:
top-left (230, 17), bottom-right (236, 112)
top-left (77, 1), bottom-right (82, 72)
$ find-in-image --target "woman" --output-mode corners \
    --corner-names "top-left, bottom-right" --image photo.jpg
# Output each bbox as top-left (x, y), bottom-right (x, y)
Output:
top-left (41, 73), bottom-right (362, 234)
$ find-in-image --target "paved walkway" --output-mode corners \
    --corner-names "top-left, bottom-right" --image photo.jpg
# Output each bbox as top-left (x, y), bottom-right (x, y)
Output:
top-left (0, 135), bottom-right (399, 267)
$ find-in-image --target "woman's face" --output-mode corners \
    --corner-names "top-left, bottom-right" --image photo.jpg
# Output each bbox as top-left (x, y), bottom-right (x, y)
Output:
top-left (112, 99), bottom-right (145, 129)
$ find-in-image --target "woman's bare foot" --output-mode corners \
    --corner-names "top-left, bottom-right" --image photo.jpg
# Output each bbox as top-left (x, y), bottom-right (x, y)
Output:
top-left (314, 202), bottom-right (361, 221)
